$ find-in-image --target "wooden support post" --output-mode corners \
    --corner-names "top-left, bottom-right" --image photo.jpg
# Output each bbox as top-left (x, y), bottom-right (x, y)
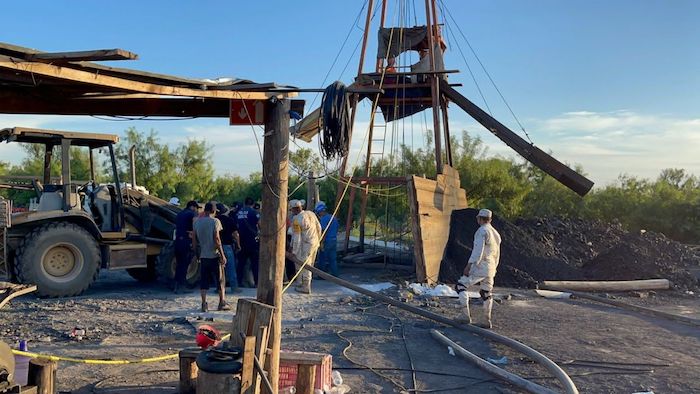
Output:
top-left (343, 184), bottom-right (356, 252)
top-left (178, 348), bottom-right (200, 394)
top-left (295, 365), bottom-right (317, 394)
top-left (306, 170), bottom-right (318, 211)
top-left (27, 358), bottom-right (56, 394)
top-left (256, 97), bottom-right (290, 394)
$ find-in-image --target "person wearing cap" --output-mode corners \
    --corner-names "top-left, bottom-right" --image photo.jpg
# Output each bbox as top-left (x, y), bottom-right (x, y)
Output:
top-left (216, 202), bottom-right (241, 293)
top-left (315, 201), bottom-right (339, 276)
top-left (288, 199), bottom-right (322, 294)
top-left (173, 200), bottom-right (199, 294)
top-left (193, 202), bottom-right (231, 312)
top-left (169, 197), bottom-right (181, 206)
top-left (456, 208), bottom-right (501, 329)
top-left (236, 197), bottom-right (260, 287)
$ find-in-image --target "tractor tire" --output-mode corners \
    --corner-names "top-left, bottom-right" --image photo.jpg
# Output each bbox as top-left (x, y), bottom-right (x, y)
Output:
top-left (126, 256), bottom-right (158, 282)
top-left (156, 241), bottom-right (200, 288)
top-left (14, 222), bottom-right (100, 297)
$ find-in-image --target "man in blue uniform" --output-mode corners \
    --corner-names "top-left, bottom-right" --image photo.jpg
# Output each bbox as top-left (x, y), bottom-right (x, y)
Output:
top-left (173, 200), bottom-right (199, 294)
top-left (236, 197), bottom-right (260, 287)
top-left (315, 202), bottom-right (339, 276)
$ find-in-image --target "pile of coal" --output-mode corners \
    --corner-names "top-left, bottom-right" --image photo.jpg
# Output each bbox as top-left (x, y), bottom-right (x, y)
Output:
top-left (440, 208), bottom-right (700, 290)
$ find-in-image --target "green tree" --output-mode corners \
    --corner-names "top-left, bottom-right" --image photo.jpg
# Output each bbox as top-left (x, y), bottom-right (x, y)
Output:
top-left (114, 128), bottom-right (179, 198)
top-left (175, 139), bottom-right (214, 201)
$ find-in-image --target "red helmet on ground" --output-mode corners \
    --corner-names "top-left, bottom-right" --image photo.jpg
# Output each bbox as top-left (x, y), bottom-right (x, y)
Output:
top-left (195, 324), bottom-right (221, 349)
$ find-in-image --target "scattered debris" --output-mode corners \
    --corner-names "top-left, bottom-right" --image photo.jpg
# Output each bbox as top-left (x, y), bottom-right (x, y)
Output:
top-left (487, 356), bottom-right (508, 365)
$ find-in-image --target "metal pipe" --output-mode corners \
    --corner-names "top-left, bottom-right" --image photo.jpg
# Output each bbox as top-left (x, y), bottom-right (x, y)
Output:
top-left (431, 329), bottom-right (559, 394)
top-left (541, 285), bottom-right (700, 327)
top-left (302, 264), bottom-right (580, 394)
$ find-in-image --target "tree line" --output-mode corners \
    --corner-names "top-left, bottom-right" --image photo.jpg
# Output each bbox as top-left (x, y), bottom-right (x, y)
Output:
top-left (1, 128), bottom-right (698, 244)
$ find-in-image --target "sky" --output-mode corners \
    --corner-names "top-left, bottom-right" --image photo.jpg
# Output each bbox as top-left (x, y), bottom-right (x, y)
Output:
top-left (1, 0), bottom-right (699, 187)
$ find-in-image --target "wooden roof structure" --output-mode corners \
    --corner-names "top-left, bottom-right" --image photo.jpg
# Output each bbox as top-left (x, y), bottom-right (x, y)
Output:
top-left (0, 42), bottom-right (303, 118)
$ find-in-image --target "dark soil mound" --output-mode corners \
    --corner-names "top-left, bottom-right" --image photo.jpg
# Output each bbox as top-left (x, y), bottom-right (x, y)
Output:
top-left (440, 208), bottom-right (700, 290)
top-left (440, 209), bottom-right (582, 288)
top-left (584, 232), bottom-right (700, 290)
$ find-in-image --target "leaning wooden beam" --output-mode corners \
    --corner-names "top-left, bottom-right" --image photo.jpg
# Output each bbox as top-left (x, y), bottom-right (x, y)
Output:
top-left (0, 55), bottom-right (293, 100)
top-left (430, 330), bottom-right (559, 394)
top-left (541, 279), bottom-right (670, 292)
top-left (26, 49), bottom-right (138, 62)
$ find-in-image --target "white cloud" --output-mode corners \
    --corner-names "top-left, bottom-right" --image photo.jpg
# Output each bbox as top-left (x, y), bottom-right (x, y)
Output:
top-left (529, 110), bottom-right (700, 185)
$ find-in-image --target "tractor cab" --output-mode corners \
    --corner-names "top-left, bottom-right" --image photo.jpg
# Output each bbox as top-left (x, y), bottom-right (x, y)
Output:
top-left (0, 127), bottom-right (124, 234)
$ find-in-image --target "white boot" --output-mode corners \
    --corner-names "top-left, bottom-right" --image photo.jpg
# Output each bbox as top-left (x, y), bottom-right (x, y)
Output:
top-left (482, 298), bottom-right (493, 329)
top-left (295, 271), bottom-right (312, 294)
top-left (457, 291), bottom-right (472, 324)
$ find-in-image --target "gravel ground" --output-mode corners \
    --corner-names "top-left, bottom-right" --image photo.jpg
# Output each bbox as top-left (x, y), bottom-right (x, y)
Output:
top-left (1, 268), bottom-right (699, 393)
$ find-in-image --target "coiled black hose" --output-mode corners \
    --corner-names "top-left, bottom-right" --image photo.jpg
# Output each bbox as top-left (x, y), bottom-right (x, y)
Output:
top-left (320, 81), bottom-right (351, 160)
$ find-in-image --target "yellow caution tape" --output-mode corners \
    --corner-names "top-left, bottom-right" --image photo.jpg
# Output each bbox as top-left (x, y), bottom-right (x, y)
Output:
top-left (10, 349), bottom-right (178, 365)
top-left (10, 334), bottom-right (233, 364)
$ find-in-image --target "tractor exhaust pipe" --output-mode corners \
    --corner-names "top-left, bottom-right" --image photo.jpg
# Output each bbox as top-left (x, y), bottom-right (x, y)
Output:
top-left (128, 145), bottom-right (137, 189)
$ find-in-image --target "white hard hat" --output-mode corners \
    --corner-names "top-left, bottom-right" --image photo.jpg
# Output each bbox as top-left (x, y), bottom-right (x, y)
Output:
top-left (289, 199), bottom-right (303, 209)
top-left (169, 197), bottom-right (180, 206)
top-left (477, 208), bottom-right (493, 218)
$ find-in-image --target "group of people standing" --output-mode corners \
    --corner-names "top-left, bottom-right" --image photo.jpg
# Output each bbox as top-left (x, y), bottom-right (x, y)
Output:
top-left (172, 196), bottom-right (339, 311)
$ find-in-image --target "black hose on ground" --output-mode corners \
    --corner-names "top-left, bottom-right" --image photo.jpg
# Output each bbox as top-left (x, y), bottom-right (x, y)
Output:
top-left (304, 264), bottom-right (580, 394)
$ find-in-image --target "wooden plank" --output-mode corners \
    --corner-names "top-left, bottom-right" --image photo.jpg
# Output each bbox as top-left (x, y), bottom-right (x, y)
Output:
top-left (409, 165), bottom-right (468, 284)
top-left (231, 298), bottom-right (274, 348)
top-left (178, 348), bottom-right (200, 394)
top-left (295, 365), bottom-right (316, 394)
top-left (254, 325), bottom-right (270, 394)
top-left (0, 55), bottom-right (288, 100)
top-left (279, 350), bottom-right (328, 365)
top-left (26, 48), bottom-right (138, 62)
top-left (240, 336), bottom-right (257, 394)
top-left (28, 358), bottom-right (56, 394)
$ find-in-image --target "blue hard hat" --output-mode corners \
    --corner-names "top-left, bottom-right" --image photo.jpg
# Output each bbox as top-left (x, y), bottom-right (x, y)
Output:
top-left (314, 202), bottom-right (327, 213)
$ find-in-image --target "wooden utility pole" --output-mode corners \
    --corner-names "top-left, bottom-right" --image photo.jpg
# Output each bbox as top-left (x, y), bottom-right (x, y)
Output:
top-left (306, 170), bottom-right (318, 211)
top-left (257, 97), bottom-right (290, 394)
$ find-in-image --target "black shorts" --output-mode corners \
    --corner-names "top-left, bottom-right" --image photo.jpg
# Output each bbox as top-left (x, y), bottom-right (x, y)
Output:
top-left (200, 257), bottom-right (224, 290)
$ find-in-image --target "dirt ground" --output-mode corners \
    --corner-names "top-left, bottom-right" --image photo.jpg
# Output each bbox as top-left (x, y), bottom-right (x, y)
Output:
top-left (1, 267), bottom-right (699, 394)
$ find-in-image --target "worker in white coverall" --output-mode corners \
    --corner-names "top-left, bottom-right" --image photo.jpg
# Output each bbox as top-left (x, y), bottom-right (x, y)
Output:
top-left (288, 199), bottom-right (322, 294)
top-left (457, 208), bottom-right (502, 329)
